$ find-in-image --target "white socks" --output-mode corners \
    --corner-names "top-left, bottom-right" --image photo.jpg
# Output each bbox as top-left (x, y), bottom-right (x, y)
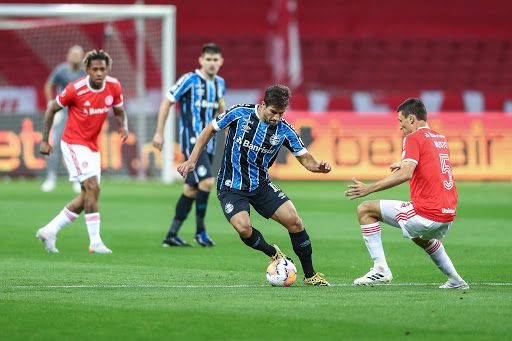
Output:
top-left (424, 240), bottom-right (461, 280)
top-left (360, 223), bottom-right (462, 281)
top-left (360, 223), bottom-right (389, 272)
top-left (44, 207), bottom-right (79, 234)
top-left (85, 212), bottom-right (102, 245)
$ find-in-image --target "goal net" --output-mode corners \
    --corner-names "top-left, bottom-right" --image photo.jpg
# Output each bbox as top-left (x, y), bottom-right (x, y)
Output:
top-left (0, 4), bottom-right (177, 182)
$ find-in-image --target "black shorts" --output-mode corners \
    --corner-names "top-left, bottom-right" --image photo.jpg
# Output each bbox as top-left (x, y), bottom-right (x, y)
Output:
top-left (217, 181), bottom-right (290, 221)
top-left (185, 150), bottom-right (214, 186)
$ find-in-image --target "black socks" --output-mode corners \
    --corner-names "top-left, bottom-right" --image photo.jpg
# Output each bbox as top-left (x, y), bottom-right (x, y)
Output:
top-left (195, 189), bottom-right (210, 234)
top-left (165, 194), bottom-right (194, 238)
top-left (240, 227), bottom-right (276, 257)
top-left (290, 229), bottom-right (315, 278)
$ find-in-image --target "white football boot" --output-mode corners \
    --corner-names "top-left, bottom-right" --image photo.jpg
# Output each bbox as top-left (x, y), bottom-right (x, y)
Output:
top-left (36, 228), bottom-right (59, 253)
top-left (439, 278), bottom-right (469, 289)
top-left (353, 267), bottom-right (393, 286)
top-left (88, 242), bottom-right (113, 254)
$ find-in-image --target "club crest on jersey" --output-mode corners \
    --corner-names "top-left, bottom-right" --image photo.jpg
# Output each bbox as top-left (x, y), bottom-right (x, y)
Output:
top-left (269, 134), bottom-right (280, 145)
top-left (105, 95), bottom-right (113, 106)
top-left (225, 202), bottom-right (234, 214)
top-left (224, 179), bottom-right (232, 187)
top-left (197, 165), bottom-right (207, 177)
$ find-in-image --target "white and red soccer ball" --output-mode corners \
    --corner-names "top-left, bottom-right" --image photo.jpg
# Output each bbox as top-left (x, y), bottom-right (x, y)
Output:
top-left (266, 257), bottom-right (297, 287)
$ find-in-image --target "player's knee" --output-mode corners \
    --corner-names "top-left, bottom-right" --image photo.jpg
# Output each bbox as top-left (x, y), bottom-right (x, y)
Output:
top-left (183, 186), bottom-right (197, 197)
top-left (234, 224), bottom-right (252, 238)
top-left (357, 201), bottom-right (375, 218)
top-left (356, 201), bottom-right (368, 215)
top-left (412, 237), bottom-right (432, 249)
top-left (83, 178), bottom-right (100, 194)
top-left (231, 216), bottom-right (251, 237)
top-left (198, 177), bottom-right (214, 191)
top-left (284, 215), bottom-right (303, 233)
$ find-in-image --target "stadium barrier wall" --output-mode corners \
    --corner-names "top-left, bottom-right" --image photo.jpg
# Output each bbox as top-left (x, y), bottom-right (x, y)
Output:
top-left (1, 112), bottom-right (511, 181)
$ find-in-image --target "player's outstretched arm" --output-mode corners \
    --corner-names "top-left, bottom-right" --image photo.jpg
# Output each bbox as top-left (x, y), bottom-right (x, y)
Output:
top-left (296, 152), bottom-right (332, 173)
top-left (389, 162), bottom-right (401, 172)
top-left (152, 97), bottom-right (174, 151)
top-left (345, 161), bottom-right (416, 199)
top-left (177, 123), bottom-right (217, 177)
top-left (113, 106), bottom-right (129, 142)
top-left (40, 100), bottom-right (62, 155)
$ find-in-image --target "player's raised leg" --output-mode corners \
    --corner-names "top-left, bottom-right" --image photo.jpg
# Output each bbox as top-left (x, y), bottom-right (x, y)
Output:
top-left (413, 238), bottom-right (469, 289)
top-left (353, 200), bottom-right (393, 285)
top-left (230, 211), bottom-right (278, 257)
top-left (272, 200), bottom-right (330, 286)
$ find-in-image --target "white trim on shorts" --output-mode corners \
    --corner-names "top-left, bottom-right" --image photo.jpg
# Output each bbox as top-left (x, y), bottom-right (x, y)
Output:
top-left (380, 200), bottom-right (452, 240)
top-left (60, 141), bottom-right (101, 183)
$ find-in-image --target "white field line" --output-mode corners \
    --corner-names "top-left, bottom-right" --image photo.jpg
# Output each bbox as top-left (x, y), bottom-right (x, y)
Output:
top-left (2, 282), bottom-right (512, 289)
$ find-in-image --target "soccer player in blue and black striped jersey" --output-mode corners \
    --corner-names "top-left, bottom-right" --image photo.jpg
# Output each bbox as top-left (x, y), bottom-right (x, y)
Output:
top-left (178, 85), bottom-right (331, 286)
top-left (153, 43), bottom-right (225, 248)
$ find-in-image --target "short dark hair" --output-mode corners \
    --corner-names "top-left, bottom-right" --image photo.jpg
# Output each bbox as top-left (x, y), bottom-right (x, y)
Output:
top-left (396, 98), bottom-right (427, 121)
top-left (264, 84), bottom-right (290, 108)
top-left (201, 43), bottom-right (221, 55)
top-left (83, 49), bottom-right (112, 68)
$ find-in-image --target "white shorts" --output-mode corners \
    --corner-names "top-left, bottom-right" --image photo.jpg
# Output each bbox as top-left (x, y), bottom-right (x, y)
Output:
top-left (380, 200), bottom-right (452, 240)
top-left (61, 141), bottom-right (101, 183)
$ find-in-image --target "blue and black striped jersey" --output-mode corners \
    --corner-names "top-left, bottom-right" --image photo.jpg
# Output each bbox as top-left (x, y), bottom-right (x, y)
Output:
top-left (167, 69), bottom-right (226, 156)
top-left (213, 104), bottom-right (307, 192)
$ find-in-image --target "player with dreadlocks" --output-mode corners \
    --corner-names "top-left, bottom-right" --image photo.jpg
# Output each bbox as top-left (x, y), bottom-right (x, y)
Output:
top-left (36, 49), bottom-right (129, 254)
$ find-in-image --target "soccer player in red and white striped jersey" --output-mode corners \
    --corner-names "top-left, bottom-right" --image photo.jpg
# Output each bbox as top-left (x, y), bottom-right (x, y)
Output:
top-left (36, 50), bottom-right (128, 254)
top-left (345, 98), bottom-right (468, 289)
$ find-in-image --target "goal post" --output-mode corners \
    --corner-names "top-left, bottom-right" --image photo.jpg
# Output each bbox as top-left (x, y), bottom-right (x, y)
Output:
top-left (0, 3), bottom-right (177, 183)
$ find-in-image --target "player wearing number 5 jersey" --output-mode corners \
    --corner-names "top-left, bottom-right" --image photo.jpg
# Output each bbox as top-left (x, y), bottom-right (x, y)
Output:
top-left (345, 98), bottom-right (468, 289)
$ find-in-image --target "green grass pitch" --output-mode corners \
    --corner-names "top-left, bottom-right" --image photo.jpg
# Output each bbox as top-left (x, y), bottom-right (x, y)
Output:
top-left (1, 179), bottom-right (511, 340)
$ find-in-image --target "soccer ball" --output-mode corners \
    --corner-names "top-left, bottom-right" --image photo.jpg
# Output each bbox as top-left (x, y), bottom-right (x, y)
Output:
top-left (266, 257), bottom-right (298, 287)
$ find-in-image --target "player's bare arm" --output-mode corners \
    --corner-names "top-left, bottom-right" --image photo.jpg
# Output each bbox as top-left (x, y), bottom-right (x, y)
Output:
top-left (389, 162), bottom-right (401, 172)
top-left (177, 123), bottom-right (217, 177)
top-left (40, 100), bottom-right (62, 155)
top-left (296, 152), bottom-right (332, 173)
top-left (152, 97), bottom-right (174, 151)
top-left (345, 161), bottom-right (416, 199)
top-left (113, 106), bottom-right (129, 142)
